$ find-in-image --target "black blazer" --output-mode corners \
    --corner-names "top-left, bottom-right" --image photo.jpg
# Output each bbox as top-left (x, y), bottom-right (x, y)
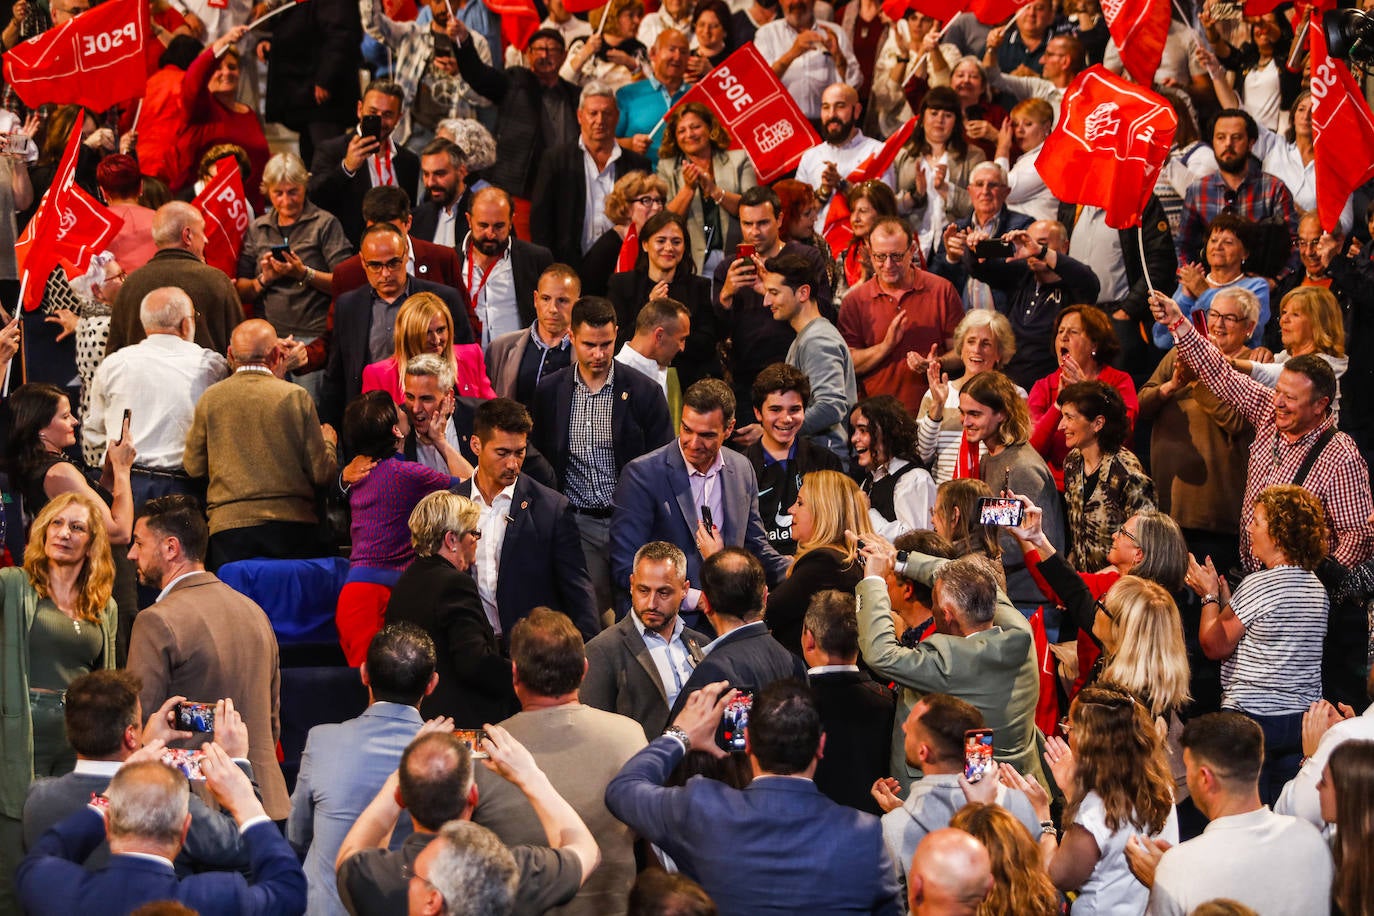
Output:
top-left (764, 548), bottom-right (865, 657)
top-left (453, 239), bottom-right (555, 330)
top-left (529, 143), bottom-right (652, 270)
top-left (668, 623), bottom-right (807, 719)
top-left (319, 276), bottom-right (473, 428)
top-left (307, 133), bottom-right (421, 246)
top-left (530, 362), bottom-right (674, 496)
top-left (410, 188), bottom-right (473, 245)
top-left (808, 669), bottom-right (896, 815)
top-left (450, 474), bottom-right (601, 641)
top-left (606, 269), bottom-right (720, 391)
top-left (384, 554), bottom-right (517, 728)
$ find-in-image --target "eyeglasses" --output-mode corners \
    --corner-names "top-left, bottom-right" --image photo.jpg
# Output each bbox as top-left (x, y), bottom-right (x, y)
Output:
top-left (1093, 596), bottom-right (1116, 621)
top-left (1296, 238), bottom-right (1322, 250)
top-left (869, 250), bottom-right (910, 264)
top-left (401, 862), bottom-right (438, 894)
top-left (107, 270), bottom-right (128, 285)
top-left (363, 257), bottom-right (405, 273)
top-left (631, 195), bottom-right (665, 208)
top-left (1114, 525), bottom-right (1140, 547)
top-left (464, 529), bottom-right (482, 541)
top-left (1206, 311), bottom-right (1246, 326)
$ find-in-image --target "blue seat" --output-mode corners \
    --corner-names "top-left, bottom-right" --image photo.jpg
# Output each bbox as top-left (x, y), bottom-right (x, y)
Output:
top-left (218, 557), bottom-right (350, 648)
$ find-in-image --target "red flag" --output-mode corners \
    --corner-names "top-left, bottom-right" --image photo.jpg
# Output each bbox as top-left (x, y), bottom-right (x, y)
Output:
top-left (1309, 14), bottom-right (1374, 233)
top-left (15, 113), bottom-right (123, 312)
top-left (882, 0), bottom-right (968, 22)
top-left (563, 0), bottom-right (607, 12)
top-left (616, 220), bottom-right (640, 273)
top-left (2, 0), bottom-right (148, 110)
top-left (480, 0), bottom-right (540, 50)
top-left (675, 45), bottom-right (820, 182)
top-left (850, 115), bottom-right (919, 183)
top-left (969, 0), bottom-right (1031, 25)
top-left (1101, 0), bottom-right (1170, 85)
top-left (823, 192), bottom-right (853, 261)
top-left (1035, 66), bottom-right (1176, 229)
top-left (192, 156), bottom-right (252, 279)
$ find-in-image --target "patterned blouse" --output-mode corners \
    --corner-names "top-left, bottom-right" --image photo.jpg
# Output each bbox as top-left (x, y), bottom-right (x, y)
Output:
top-left (1063, 448), bottom-right (1156, 573)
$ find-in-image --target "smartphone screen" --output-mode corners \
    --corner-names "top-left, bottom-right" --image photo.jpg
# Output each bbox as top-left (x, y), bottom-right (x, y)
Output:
top-left (964, 729), bottom-right (994, 782)
top-left (454, 729), bottom-right (490, 759)
top-left (701, 505), bottom-right (714, 530)
top-left (977, 496), bottom-right (1025, 527)
top-left (174, 701), bottom-right (215, 734)
top-left (735, 243), bottom-right (755, 264)
top-left (718, 692), bottom-right (753, 752)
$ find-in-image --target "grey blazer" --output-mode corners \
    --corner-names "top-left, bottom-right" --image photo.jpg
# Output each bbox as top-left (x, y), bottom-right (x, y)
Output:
top-left (581, 614), bottom-right (707, 740)
top-left (656, 148), bottom-right (757, 273)
top-left (485, 328), bottom-right (531, 401)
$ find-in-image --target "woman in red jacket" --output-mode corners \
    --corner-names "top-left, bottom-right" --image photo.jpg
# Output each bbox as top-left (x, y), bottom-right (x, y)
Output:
top-left (177, 25), bottom-right (268, 208)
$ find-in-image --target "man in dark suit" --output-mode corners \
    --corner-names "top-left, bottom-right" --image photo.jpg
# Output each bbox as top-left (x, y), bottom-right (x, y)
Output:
top-left (605, 678), bottom-right (903, 916)
top-left (581, 542), bottom-right (707, 739)
top-left (454, 187), bottom-right (555, 348)
top-left (319, 223), bottom-right (474, 427)
top-left (532, 297), bottom-right (674, 614)
top-left (411, 138), bottom-right (474, 248)
top-left (530, 83), bottom-right (652, 271)
top-left (22, 670), bottom-right (251, 874)
top-left (667, 549), bottom-right (806, 718)
top-left (307, 80), bottom-right (421, 246)
top-left (612, 379), bottom-right (792, 623)
top-left (485, 264), bottom-right (578, 407)
top-left (451, 398), bottom-right (601, 642)
top-left (385, 492), bottom-right (517, 728)
top-left (929, 161), bottom-right (1034, 312)
top-left (16, 746), bottom-right (306, 916)
top-left (801, 590), bottom-right (894, 815)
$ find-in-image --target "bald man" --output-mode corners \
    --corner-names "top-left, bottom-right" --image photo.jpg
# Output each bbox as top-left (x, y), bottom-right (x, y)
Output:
top-left (793, 83), bottom-right (891, 237)
top-left (185, 318), bottom-right (339, 568)
top-left (455, 187), bottom-right (554, 347)
top-left (908, 828), bottom-right (993, 916)
top-left (108, 201), bottom-right (244, 356)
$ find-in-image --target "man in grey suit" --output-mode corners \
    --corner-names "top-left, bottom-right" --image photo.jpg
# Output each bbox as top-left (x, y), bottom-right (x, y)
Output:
top-left (22, 670), bottom-right (252, 873)
top-left (285, 623), bottom-right (438, 916)
top-left (485, 264), bottom-right (578, 407)
top-left (582, 542), bottom-right (707, 739)
top-left (853, 537), bottom-right (1047, 790)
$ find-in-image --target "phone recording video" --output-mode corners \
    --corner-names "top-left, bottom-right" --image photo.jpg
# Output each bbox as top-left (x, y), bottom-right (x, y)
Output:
top-left (718, 691), bottom-right (753, 753)
top-left (161, 747), bottom-right (207, 781)
top-left (973, 238), bottom-right (1015, 259)
top-left (964, 728), bottom-right (994, 783)
top-left (454, 729), bottom-right (490, 759)
top-left (174, 701), bottom-right (215, 734)
top-left (735, 243), bottom-right (755, 265)
top-left (977, 496), bottom-right (1025, 527)
top-left (359, 114), bottom-right (383, 141)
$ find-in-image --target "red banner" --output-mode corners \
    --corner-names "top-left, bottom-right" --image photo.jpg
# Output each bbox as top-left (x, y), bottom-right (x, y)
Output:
top-left (1309, 14), bottom-right (1374, 233)
top-left (192, 156), bottom-right (252, 279)
top-left (1035, 66), bottom-right (1176, 229)
top-left (2, 0), bottom-right (147, 111)
top-left (675, 44), bottom-right (820, 183)
top-left (480, 0), bottom-right (540, 50)
top-left (882, 0), bottom-right (968, 22)
top-left (970, 0), bottom-right (1032, 25)
top-left (617, 220), bottom-right (640, 273)
top-left (1102, 0), bottom-right (1170, 86)
top-left (563, 0), bottom-right (607, 13)
top-left (15, 112), bottom-right (123, 311)
top-left (851, 115), bottom-right (919, 183)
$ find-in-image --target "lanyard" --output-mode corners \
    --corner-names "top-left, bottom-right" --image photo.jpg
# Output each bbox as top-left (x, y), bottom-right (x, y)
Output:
top-left (465, 242), bottom-right (497, 304)
top-left (370, 143), bottom-right (395, 187)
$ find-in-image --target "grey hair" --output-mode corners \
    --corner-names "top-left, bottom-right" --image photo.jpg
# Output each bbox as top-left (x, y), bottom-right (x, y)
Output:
top-left (580, 80), bottom-right (618, 108)
top-left (428, 821), bottom-right (519, 916)
top-left (1211, 286), bottom-right (1261, 326)
top-left (106, 760), bottom-right (189, 846)
top-left (436, 118), bottom-right (498, 171)
top-left (935, 555), bottom-right (999, 625)
top-left (139, 287), bottom-right (193, 333)
top-left (405, 352), bottom-right (456, 393)
top-left (409, 491), bottom-right (480, 557)
top-left (261, 151), bottom-right (309, 191)
top-left (68, 250), bottom-right (118, 304)
top-left (952, 309), bottom-right (1016, 365)
top-left (632, 540), bottom-right (688, 580)
top-left (151, 201), bottom-right (204, 249)
top-left (969, 159), bottom-right (1008, 185)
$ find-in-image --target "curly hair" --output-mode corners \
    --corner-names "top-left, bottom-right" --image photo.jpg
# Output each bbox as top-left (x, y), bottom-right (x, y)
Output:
top-left (1054, 305), bottom-right (1120, 366)
top-left (1253, 485), bottom-right (1328, 571)
top-left (851, 395), bottom-right (919, 464)
top-left (949, 804), bottom-right (1059, 916)
top-left (1069, 683), bottom-right (1175, 834)
top-left (953, 309), bottom-right (1016, 368)
top-left (604, 170), bottom-right (670, 226)
top-left (24, 491), bottom-right (115, 624)
top-left (658, 102), bottom-right (732, 161)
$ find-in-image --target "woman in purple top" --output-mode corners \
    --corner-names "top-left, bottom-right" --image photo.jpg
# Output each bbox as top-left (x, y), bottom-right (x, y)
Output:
top-left (335, 391), bottom-right (472, 665)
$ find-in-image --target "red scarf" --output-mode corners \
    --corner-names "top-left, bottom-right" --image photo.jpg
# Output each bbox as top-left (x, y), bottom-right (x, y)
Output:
top-left (954, 432), bottom-right (980, 479)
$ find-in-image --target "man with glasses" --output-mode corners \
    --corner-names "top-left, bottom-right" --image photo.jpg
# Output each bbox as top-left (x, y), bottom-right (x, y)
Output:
top-left (320, 223), bottom-right (473, 426)
top-left (839, 217), bottom-right (963, 414)
top-left (1176, 108), bottom-right (1298, 268)
top-left (931, 161), bottom-right (1034, 314)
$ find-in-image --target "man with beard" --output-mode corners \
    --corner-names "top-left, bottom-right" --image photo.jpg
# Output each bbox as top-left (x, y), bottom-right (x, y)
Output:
top-left (794, 84), bottom-right (889, 237)
top-left (616, 30), bottom-right (691, 166)
top-left (755, 0), bottom-right (861, 120)
top-left (1176, 108), bottom-right (1298, 267)
top-left (124, 496), bottom-right (289, 819)
top-left (456, 187), bottom-right (555, 348)
top-left (412, 139), bottom-right (473, 248)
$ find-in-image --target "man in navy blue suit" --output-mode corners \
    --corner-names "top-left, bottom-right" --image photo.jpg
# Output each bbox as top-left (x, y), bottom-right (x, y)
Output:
top-left (17, 744), bottom-right (306, 916)
top-left (605, 678), bottom-right (903, 916)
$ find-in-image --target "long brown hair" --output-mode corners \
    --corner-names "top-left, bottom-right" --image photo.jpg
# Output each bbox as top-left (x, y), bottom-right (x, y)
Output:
top-left (1330, 740), bottom-right (1374, 916)
top-left (1069, 683), bottom-right (1174, 833)
top-left (950, 804), bottom-right (1059, 916)
top-left (23, 491), bottom-right (115, 623)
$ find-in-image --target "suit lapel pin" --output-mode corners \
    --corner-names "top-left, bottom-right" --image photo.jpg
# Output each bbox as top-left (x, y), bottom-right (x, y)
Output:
top-left (521, 500), bottom-right (529, 510)
top-left (418, 264), bottom-right (429, 274)
top-left (621, 391), bottom-right (628, 400)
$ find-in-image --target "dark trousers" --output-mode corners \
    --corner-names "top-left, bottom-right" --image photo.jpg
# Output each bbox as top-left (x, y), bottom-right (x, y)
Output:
top-left (208, 521), bottom-right (330, 571)
top-left (1243, 708), bottom-right (1305, 807)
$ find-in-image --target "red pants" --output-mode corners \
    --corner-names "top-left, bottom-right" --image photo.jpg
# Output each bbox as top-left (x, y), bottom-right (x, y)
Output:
top-left (336, 581), bottom-right (393, 667)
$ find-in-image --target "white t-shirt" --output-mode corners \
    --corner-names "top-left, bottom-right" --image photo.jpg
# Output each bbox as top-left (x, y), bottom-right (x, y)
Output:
top-left (1072, 791), bottom-right (1178, 916)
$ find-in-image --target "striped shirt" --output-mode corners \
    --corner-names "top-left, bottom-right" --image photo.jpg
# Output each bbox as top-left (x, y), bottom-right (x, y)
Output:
top-left (1223, 565), bottom-right (1328, 716)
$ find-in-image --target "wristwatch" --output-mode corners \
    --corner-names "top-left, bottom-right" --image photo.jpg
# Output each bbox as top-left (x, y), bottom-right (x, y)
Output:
top-left (895, 549), bottom-right (909, 568)
top-left (663, 726), bottom-right (692, 752)
top-left (1201, 594), bottom-right (1220, 606)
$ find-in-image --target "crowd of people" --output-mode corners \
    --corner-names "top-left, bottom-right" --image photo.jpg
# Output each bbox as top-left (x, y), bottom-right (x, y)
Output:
top-left (1, 0), bottom-right (1374, 911)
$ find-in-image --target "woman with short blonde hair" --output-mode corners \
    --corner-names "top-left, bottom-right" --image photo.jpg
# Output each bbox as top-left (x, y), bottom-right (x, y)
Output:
top-left (410, 491), bottom-right (482, 558)
top-left (362, 292), bottom-right (496, 403)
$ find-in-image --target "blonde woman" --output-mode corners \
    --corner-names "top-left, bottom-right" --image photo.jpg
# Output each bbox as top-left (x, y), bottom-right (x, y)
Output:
top-left (1235, 285), bottom-right (1347, 420)
top-left (560, 0), bottom-right (648, 89)
top-left (764, 470), bottom-right (873, 656)
top-left (362, 291), bottom-right (495, 403)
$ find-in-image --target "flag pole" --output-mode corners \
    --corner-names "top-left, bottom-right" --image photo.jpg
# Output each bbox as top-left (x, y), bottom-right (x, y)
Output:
top-left (909, 20), bottom-right (956, 80)
top-left (1135, 223), bottom-right (1156, 297)
top-left (595, 1), bottom-right (610, 36)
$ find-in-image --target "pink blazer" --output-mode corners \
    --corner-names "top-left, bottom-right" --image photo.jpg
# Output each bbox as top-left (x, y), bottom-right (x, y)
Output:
top-left (361, 344), bottom-right (497, 403)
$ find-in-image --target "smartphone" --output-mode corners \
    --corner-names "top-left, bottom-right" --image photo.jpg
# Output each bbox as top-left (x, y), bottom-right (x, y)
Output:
top-left (700, 505), bottom-right (714, 530)
top-left (718, 691), bottom-right (753, 752)
top-left (963, 728), bottom-right (994, 782)
top-left (359, 114), bottom-right (383, 142)
top-left (977, 496), bottom-right (1025, 527)
top-left (735, 243), bottom-right (755, 265)
top-left (453, 729), bottom-right (490, 760)
top-left (270, 243), bottom-right (291, 262)
top-left (965, 103), bottom-right (987, 121)
top-left (161, 747), bottom-right (207, 781)
top-left (432, 33), bottom-right (456, 59)
top-left (973, 238), bottom-right (1015, 259)
top-left (174, 701), bottom-right (215, 734)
